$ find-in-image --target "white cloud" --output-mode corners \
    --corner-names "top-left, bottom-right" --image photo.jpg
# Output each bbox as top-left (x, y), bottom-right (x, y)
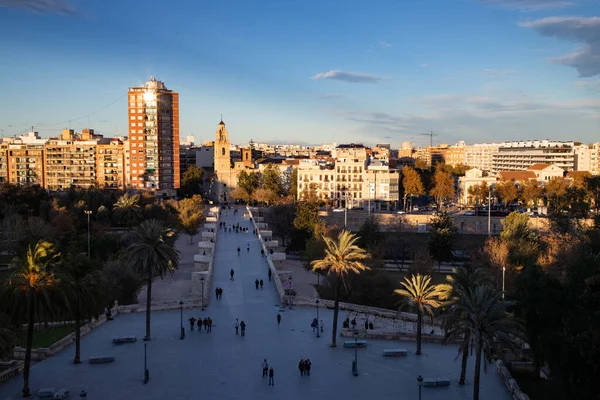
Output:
top-left (317, 93), bottom-right (345, 100)
top-left (0, 0), bottom-right (76, 15)
top-left (521, 17), bottom-right (600, 77)
top-left (341, 93), bottom-right (600, 143)
top-left (311, 70), bottom-right (388, 84)
top-left (380, 41), bottom-right (392, 48)
top-left (475, 0), bottom-right (575, 11)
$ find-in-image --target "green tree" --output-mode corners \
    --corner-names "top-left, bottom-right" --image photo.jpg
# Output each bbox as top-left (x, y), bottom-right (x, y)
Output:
top-left (311, 230), bottom-right (369, 347)
top-left (428, 211), bottom-right (457, 271)
top-left (174, 195), bottom-right (205, 244)
top-left (180, 165), bottom-right (204, 198)
top-left (124, 220), bottom-right (179, 339)
top-left (293, 201), bottom-right (320, 233)
top-left (0, 313), bottom-right (15, 360)
top-left (237, 170), bottom-right (260, 199)
top-left (4, 240), bottom-right (60, 397)
top-left (402, 166), bottom-right (424, 211)
top-left (265, 204), bottom-right (297, 248)
top-left (496, 181), bottom-right (518, 208)
top-left (500, 212), bottom-right (538, 268)
top-left (113, 193), bottom-right (143, 228)
top-left (430, 166), bottom-right (455, 207)
top-left (356, 216), bottom-right (384, 258)
top-left (261, 164), bottom-right (284, 197)
top-left (445, 285), bottom-right (523, 400)
top-left (440, 266), bottom-right (491, 385)
top-left (59, 251), bottom-right (105, 364)
top-left (289, 168), bottom-right (299, 200)
top-left (584, 175), bottom-right (600, 213)
top-left (394, 274), bottom-right (448, 355)
top-left (520, 179), bottom-right (542, 212)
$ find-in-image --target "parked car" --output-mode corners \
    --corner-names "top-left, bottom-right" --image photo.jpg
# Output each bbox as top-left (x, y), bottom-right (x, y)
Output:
top-left (396, 210), bottom-right (406, 214)
top-left (332, 208), bottom-right (345, 213)
top-left (54, 389), bottom-right (69, 399)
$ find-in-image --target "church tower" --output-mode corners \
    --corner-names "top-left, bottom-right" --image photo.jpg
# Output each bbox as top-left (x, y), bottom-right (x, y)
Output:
top-left (213, 119), bottom-right (233, 202)
top-left (214, 119), bottom-right (230, 174)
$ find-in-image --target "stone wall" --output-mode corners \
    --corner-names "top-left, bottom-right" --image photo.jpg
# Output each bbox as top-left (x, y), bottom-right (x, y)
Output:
top-left (496, 360), bottom-right (531, 400)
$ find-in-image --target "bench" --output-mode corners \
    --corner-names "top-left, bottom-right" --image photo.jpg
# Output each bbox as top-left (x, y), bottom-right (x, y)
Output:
top-left (344, 340), bottom-right (368, 348)
top-left (37, 388), bottom-right (55, 398)
top-left (383, 349), bottom-right (408, 356)
top-left (422, 377), bottom-right (451, 387)
top-left (89, 356), bottom-right (115, 364)
top-left (112, 335), bottom-right (137, 344)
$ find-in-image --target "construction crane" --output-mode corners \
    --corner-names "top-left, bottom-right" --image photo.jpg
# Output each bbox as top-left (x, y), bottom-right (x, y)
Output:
top-left (421, 130), bottom-right (438, 147)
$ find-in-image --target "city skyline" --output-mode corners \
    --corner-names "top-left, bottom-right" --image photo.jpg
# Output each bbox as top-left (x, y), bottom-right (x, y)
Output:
top-left (0, 0), bottom-right (599, 146)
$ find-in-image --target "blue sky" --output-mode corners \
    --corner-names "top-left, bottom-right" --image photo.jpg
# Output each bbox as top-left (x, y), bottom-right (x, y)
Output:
top-left (0, 0), bottom-right (598, 146)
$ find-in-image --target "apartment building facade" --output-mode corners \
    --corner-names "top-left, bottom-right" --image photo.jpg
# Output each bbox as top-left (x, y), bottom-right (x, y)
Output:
top-left (574, 143), bottom-right (600, 175)
top-left (0, 132), bottom-right (47, 186)
top-left (297, 144), bottom-right (399, 210)
top-left (491, 140), bottom-right (577, 174)
top-left (96, 137), bottom-right (126, 189)
top-left (44, 129), bottom-right (98, 190)
top-left (128, 77), bottom-right (180, 195)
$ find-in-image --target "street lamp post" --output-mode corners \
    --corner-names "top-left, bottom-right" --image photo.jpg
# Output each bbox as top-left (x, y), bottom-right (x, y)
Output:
top-left (84, 210), bottom-right (92, 257)
top-left (288, 276), bottom-right (293, 309)
top-left (200, 277), bottom-right (205, 311)
top-left (352, 329), bottom-right (359, 376)
top-left (417, 375), bottom-right (423, 400)
top-left (143, 337), bottom-right (149, 384)
top-left (487, 191), bottom-right (492, 237)
top-left (179, 300), bottom-right (184, 340)
top-left (315, 299), bottom-right (320, 338)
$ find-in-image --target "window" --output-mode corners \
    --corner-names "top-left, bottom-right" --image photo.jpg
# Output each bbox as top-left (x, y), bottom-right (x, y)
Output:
top-left (222, 147), bottom-right (225, 156)
top-left (130, 122), bottom-right (136, 127)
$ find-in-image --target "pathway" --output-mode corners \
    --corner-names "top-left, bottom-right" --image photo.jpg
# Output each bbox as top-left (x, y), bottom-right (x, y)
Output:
top-left (0, 207), bottom-right (512, 400)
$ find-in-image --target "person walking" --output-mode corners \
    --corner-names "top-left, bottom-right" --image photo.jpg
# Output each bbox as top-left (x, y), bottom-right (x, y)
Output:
top-left (240, 320), bottom-right (246, 337)
top-left (203, 317), bottom-right (209, 331)
top-left (268, 269), bottom-right (272, 281)
top-left (247, 242), bottom-right (250, 252)
top-left (259, 279), bottom-right (264, 289)
top-left (255, 279), bottom-right (259, 290)
top-left (320, 320), bottom-right (324, 333)
top-left (215, 287), bottom-right (219, 300)
top-left (237, 247), bottom-right (240, 255)
top-left (207, 317), bottom-right (212, 333)
top-left (298, 359), bottom-right (305, 376)
top-left (312, 318), bottom-right (318, 332)
top-left (305, 359), bottom-right (312, 376)
top-left (230, 269), bottom-right (235, 280)
top-left (189, 317), bottom-right (196, 332)
top-left (268, 367), bottom-right (274, 386)
top-left (197, 317), bottom-right (202, 332)
top-left (276, 313), bottom-right (281, 326)
top-left (262, 359), bottom-right (269, 377)
top-left (235, 319), bottom-right (239, 335)
top-left (261, 249), bottom-right (264, 257)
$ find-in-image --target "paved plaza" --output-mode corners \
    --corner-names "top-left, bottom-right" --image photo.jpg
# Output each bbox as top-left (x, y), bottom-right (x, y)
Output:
top-left (0, 209), bottom-right (511, 400)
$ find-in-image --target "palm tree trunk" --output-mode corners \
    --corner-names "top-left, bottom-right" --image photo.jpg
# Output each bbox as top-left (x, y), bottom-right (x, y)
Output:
top-left (473, 340), bottom-right (483, 400)
top-left (22, 291), bottom-right (34, 398)
top-left (459, 333), bottom-right (470, 385)
top-left (74, 303), bottom-right (81, 364)
top-left (331, 278), bottom-right (340, 348)
top-left (416, 309), bottom-right (422, 355)
top-left (145, 270), bottom-right (153, 340)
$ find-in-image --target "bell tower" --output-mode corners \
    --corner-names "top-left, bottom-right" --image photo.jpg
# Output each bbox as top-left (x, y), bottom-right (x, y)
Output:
top-left (214, 119), bottom-right (230, 174)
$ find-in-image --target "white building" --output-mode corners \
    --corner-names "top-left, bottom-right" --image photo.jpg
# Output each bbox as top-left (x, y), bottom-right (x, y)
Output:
top-left (575, 143), bottom-right (600, 175)
top-left (464, 143), bottom-right (502, 172)
top-left (457, 168), bottom-right (497, 205)
top-left (491, 140), bottom-right (577, 174)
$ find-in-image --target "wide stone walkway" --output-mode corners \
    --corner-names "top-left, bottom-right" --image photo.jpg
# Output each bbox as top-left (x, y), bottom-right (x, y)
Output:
top-left (0, 207), bottom-right (511, 400)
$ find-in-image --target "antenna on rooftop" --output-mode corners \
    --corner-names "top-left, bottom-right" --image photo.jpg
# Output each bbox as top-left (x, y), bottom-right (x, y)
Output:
top-left (421, 130), bottom-right (438, 147)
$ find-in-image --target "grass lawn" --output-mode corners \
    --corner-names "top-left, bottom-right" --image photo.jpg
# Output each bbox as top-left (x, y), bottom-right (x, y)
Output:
top-left (17, 325), bottom-right (74, 349)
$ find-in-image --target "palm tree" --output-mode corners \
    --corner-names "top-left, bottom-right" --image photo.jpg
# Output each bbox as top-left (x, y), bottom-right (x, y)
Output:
top-left (113, 193), bottom-right (142, 228)
top-left (311, 230), bottom-right (369, 347)
top-left (4, 240), bottom-right (59, 398)
top-left (440, 266), bottom-right (491, 385)
top-left (394, 273), bottom-right (448, 355)
top-left (124, 219), bottom-right (179, 339)
top-left (445, 285), bottom-right (523, 400)
top-left (59, 252), bottom-right (106, 364)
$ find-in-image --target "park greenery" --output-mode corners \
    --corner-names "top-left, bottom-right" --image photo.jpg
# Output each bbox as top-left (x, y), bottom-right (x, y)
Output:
top-left (0, 183), bottom-right (200, 395)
